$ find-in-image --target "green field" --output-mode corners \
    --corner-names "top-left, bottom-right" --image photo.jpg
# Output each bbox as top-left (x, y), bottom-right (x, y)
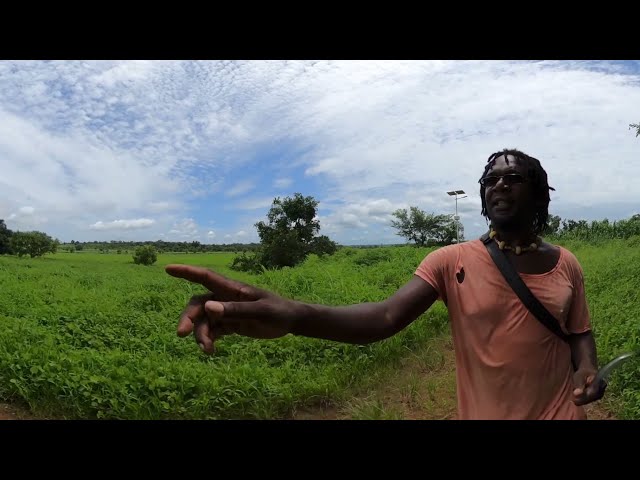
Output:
top-left (1, 242), bottom-right (639, 419)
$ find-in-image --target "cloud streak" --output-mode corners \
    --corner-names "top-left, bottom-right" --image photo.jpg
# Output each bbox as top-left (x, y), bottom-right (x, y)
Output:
top-left (1, 60), bottom-right (639, 243)
top-left (89, 219), bottom-right (155, 230)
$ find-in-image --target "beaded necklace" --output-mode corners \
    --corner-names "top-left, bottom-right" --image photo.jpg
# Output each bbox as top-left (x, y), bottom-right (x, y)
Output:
top-left (489, 229), bottom-right (541, 255)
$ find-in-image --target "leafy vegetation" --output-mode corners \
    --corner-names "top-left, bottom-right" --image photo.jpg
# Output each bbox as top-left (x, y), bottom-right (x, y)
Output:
top-left (2, 202), bottom-right (640, 420)
top-left (0, 239), bottom-right (638, 419)
top-left (0, 222), bottom-right (59, 258)
top-left (390, 206), bottom-right (463, 246)
top-left (133, 245), bottom-right (158, 266)
top-left (232, 193), bottom-right (338, 273)
top-left (0, 220), bottom-right (12, 255)
top-left (0, 248), bottom-right (447, 419)
top-left (547, 214), bottom-right (640, 244)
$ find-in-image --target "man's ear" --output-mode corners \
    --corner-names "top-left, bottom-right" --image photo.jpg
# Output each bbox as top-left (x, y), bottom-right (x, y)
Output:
top-left (534, 198), bottom-right (547, 209)
top-left (532, 192), bottom-right (546, 209)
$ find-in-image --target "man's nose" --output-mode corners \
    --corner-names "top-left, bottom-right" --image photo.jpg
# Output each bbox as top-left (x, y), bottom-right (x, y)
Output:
top-left (495, 176), bottom-right (510, 189)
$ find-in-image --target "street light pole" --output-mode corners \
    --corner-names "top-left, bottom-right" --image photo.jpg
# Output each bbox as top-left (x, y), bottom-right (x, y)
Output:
top-left (446, 190), bottom-right (467, 244)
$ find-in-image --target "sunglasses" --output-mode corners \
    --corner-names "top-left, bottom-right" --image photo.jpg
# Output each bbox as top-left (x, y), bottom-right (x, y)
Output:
top-left (479, 173), bottom-right (526, 188)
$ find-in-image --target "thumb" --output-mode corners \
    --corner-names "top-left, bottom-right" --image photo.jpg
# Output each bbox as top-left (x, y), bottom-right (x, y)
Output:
top-left (573, 371), bottom-right (595, 396)
top-left (204, 299), bottom-right (268, 320)
top-left (573, 371), bottom-right (587, 396)
top-left (204, 300), bottom-right (225, 317)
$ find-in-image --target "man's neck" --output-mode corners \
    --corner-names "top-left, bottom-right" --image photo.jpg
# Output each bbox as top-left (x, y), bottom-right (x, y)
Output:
top-left (492, 227), bottom-right (536, 245)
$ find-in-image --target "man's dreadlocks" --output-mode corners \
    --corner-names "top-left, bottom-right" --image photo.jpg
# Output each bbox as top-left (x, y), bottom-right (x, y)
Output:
top-left (479, 148), bottom-right (555, 235)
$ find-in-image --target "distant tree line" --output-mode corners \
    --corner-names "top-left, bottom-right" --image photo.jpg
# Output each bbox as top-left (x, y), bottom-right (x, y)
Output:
top-left (0, 219), bottom-right (261, 259)
top-left (543, 213), bottom-right (640, 242)
top-left (388, 208), bottom-right (640, 247)
top-left (4, 206), bottom-right (639, 264)
top-left (61, 239), bottom-right (261, 254)
top-left (1, 192), bottom-right (340, 273)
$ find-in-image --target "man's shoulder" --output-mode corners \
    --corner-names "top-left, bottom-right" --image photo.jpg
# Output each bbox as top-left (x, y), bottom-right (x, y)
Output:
top-left (546, 242), bottom-right (585, 275)
top-left (547, 242), bottom-right (581, 264)
top-left (452, 238), bottom-right (487, 254)
top-left (422, 239), bottom-right (485, 262)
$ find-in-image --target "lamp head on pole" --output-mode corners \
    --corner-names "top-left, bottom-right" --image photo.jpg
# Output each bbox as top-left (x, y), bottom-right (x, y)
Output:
top-left (446, 189), bottom-right (467, 244)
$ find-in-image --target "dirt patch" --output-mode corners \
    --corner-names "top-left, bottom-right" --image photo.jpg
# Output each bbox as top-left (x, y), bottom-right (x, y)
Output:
top-left (291, 335), bottom-right (458, 420)
top-left (290, 334), bottom-right (618, 421)
top-left (0, 402), bottom-right (36, 420)
top-left (584, 398), bottom-right (618, 420)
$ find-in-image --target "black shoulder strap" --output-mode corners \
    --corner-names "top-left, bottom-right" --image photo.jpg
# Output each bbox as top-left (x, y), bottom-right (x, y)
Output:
top-left (481, 233), bottom-right (569, 343)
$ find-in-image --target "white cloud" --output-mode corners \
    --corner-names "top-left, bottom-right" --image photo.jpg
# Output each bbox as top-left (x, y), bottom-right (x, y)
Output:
top-left (89, 61), bottom-right (159, 88)
top-left (89, 218), bottom-right (155, 230)
top-left (225, 179), bottom-right (255, 198)
top-left (18, 206), bottom-right (35, 215)
top-left (2, 60), bottom-right (640, 243)
top-left (147, 201), bottom-right (175, 213)
top-left (221, 229), bottom-right (258, 244)
top-left (232, 197), bottom-right (277, 211)
top-left (274, 177), bottom-right (292, 188)
top-left (5, 205), bottom-right (50, 231)
top-left (334, 213), bottom-right (367, 229)
top-left (166, 218), bottom-right (199, 239)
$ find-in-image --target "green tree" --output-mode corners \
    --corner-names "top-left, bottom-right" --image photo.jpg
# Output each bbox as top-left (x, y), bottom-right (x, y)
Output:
top-left (10, 231), bottom-right (57, 258)
top-left (543, 214), bottom-right (562, 236)
top-left (390, 207), bottom-right (458, 246)
top-left (249, 193), bottom-right (337, 270)
top-left (133, 245), bottom-right (158, 266)
top-left (0, 219), bottom-right (13, 254)
top-left (441, 217), bottom-right (465, 244)
top-left (309, 234), bottom-right (339, 257)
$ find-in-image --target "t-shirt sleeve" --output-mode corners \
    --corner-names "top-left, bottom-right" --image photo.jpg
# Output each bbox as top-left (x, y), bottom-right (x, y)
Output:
top-left (565, 251), bottom-right (592, 335)
top-left (414, 245), bottom-right (455, 305)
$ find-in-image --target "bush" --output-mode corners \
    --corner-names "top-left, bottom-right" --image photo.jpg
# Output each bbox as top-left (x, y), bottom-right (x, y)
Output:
top-left (353, 249), bottom-right (392, 266)
top-left (133, 246), bottom-right (157, 266)
top-left (10, 231), bottom-right (57, 258)
top-left (230, 251), bottom-right (264, 274)
top-left (309, 235), bottom-right (338, 257)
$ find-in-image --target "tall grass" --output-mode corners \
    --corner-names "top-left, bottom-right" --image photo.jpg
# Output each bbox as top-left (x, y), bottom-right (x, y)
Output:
top-left (553, 239), bottom-right (640, 419)
top-left (0, 248), bottom-right (447, 419)
top-left (549, 216), bottom-right (640, 244)
top-left (1, 241), bottom-right (638, 419)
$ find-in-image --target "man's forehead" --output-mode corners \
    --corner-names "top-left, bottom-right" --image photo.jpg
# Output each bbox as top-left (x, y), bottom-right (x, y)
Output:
top-left (488, 154), bottom-right (524, 172)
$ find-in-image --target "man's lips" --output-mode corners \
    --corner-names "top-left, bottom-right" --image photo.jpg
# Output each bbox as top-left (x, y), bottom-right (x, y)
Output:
top-left (492, 198), bottom-right (513, 210)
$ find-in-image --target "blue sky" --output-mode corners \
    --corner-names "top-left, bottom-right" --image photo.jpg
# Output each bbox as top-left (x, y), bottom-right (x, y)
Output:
top-left (1, 60), bottom-right (640, 245)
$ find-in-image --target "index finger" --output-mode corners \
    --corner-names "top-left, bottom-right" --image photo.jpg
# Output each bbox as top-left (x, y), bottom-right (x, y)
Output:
top-left (165, 264), bottom-right (260, 300)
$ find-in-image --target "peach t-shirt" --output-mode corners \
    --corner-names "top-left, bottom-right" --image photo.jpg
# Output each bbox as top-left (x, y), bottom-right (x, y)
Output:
top-left (415, 239), bottom-right (591, 420)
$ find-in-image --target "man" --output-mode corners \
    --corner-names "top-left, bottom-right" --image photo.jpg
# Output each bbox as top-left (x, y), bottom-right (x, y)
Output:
top-left (166, 148), bottom-right (606, 420)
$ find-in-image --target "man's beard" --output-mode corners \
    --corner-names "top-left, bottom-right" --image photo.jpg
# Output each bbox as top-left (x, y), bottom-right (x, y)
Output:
top-left (491, 214), bottom-right (530, 233)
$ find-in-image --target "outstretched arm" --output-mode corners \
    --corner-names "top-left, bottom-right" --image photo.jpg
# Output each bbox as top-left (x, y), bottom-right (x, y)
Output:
top-left (166, 264), bottom-right (439, 353)
top-left (292, 275), bottom-right (440, 344)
